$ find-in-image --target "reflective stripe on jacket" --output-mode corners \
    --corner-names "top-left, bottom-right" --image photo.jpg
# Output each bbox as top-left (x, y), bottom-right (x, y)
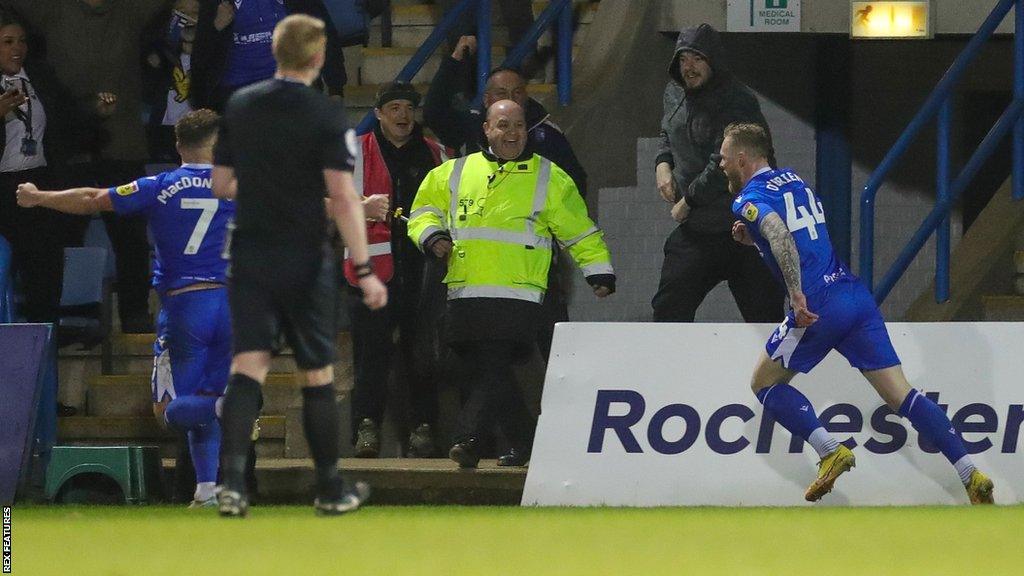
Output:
top-left (407, 152), bottom-right (612, 303)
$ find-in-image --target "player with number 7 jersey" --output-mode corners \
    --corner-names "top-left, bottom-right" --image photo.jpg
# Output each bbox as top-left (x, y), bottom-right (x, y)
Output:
top-left (15, 110), bottom-right (235, 508)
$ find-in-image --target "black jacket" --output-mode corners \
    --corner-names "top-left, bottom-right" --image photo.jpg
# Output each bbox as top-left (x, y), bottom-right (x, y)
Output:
top-left (656, 24), bottom-right (771, 234)
top-left (422, 55), bottom-right (588, 198)
top-left (191, 0), bottom-right (347, 110)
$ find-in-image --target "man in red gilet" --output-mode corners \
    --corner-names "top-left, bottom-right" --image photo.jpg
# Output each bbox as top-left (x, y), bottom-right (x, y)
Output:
top-left (344, 81), bottom-right (451, 458)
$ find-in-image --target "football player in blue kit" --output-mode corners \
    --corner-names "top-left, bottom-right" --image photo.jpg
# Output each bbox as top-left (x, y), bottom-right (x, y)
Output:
top-left (16, 110), bottom-right (233, 508)
top-left (720, 122), bottom-right (994, 504)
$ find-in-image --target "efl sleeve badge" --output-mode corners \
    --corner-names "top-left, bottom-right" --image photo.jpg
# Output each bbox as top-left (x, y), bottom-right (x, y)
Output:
top-left (115, 181), bottom-right (140, 196)
top-left (742, 202), bottom-right (759, 222)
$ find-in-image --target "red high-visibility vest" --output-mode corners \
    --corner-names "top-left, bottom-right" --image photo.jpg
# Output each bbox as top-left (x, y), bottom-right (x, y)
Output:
top-left (343, 130), bottom-right (449, 285)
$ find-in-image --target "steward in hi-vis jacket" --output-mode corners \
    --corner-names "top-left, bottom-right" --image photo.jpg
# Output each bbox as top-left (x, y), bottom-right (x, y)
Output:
top-left (407, 99), bottom-right (615, 469)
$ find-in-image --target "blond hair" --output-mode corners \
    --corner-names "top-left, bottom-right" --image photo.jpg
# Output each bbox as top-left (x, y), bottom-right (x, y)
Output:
top-left (272, 14), bottom-right (326, 71)
top-left (723, 123), bottom-right (773, 160)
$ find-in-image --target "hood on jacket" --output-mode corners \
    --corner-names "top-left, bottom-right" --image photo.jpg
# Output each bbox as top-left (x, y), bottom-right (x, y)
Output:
top-left (668, 23), bottom-right (729, 90)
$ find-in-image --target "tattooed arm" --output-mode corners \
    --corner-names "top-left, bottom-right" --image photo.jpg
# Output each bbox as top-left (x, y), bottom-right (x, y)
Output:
top-left (759, 212), bottom-right (819, 327)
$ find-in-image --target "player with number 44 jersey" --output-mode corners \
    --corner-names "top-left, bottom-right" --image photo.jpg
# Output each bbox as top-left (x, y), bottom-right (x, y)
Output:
top-left (720, 122), bottom-right (994, 505)
top-left (16, 110), bottom-right (233, 508)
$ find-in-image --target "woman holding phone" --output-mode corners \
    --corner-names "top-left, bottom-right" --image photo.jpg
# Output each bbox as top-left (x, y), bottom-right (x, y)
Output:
top-left (0, 10), bottom-right (80, 329)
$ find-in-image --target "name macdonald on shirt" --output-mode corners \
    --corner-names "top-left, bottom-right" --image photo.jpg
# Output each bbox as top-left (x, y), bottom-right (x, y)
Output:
top-left (157, 176), bottom-right (214, 205)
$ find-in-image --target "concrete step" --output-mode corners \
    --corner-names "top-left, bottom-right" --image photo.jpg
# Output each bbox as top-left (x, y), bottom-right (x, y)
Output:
top-left (58, 415), bottom-right (285, 440)
top-left (86, 374), bottom-right (307, 417)
top-left (372, 2), bottom-right (595, 50)
top-left (161, 457), bottom-right (526, 505)
top-left (69, 438), bottom-right (285, 459)
top-left (360, 46), bottom-right (507, 84)
top-left (58, 416), bottom-right (287, 458)
top-left (982, 295), bottom-right (1024, 321)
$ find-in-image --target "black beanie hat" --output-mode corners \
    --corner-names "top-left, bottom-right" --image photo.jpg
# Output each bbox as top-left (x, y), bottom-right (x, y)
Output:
top-left (375, 81), bottom-right (421, 108)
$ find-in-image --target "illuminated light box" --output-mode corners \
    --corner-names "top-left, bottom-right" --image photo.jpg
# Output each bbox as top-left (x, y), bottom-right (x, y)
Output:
top-left (851, 1), bottom-right (931, 39)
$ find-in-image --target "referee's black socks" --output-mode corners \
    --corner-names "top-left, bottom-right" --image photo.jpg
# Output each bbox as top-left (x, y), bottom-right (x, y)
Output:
top-left (302, 384), bottom-right (343, 500)
top-left (220, 373), bottom-right (263, 493)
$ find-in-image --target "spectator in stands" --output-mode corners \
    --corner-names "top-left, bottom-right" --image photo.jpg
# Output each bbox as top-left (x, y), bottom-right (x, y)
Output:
top-left (145, 1), bottom-right (199, 162)
top-left (0, 11), bottom-right (80, 327)
top-left (651, 23), bottom-right (784, 323)
top-left (424, 42), bottom-right (586, 361)
top-left (346, 82), bottom-right (452, 459)
top-left (3, 0), bottom-right (175, 334)
top-left (191, 0), bottom-right (346, 111)
top-left (424, 41), bottom-right (585, 194)
top-left (408, 99), bottom-right (614, 469)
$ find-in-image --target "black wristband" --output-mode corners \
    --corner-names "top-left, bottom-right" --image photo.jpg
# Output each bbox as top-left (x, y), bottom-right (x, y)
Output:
top-left (353, 261), bottom-right (374, 278)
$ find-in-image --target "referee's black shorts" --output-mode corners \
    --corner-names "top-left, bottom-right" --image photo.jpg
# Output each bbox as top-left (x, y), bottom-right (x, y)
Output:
top-left (228, 250), bottom-right (341, 370)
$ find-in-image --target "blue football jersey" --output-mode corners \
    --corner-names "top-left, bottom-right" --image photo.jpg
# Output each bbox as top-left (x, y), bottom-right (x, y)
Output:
top-left (732, 168), bottom-right (854, 297)
top-left (108, 164), bottom-right (234, 295)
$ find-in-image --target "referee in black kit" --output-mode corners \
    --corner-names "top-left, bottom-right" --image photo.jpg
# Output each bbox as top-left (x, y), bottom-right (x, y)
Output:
top-left (211, 14), bottom-right (387, 518)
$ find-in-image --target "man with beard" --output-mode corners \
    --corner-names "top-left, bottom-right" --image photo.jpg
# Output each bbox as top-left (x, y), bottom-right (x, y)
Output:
top-left (722, 122), bottom-right (994, 505)
top-left (652, 23), bottom-right (783, 324)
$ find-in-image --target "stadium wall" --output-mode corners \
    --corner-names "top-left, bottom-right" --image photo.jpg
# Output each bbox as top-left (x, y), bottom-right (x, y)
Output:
top-left (524, 322), bottom-right (1024, 506)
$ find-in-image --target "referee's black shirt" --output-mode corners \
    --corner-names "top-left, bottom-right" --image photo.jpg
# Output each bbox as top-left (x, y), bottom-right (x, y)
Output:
top-left (214, 77), bottom-right (355, 266)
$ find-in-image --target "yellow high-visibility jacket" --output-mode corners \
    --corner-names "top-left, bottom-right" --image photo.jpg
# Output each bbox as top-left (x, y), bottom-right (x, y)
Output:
top-left (407, 152), bottom-right (613, 303)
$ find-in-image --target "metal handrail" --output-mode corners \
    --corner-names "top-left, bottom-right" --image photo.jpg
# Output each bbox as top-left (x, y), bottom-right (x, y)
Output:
top-left (357, 0), bottom-right (576, 135)
top-left (859, 0), bottom-right (1022, 303)
top-left (356, 0), bottom-right (476, 134)
top-left (472, 0), bottom-right (574, 108)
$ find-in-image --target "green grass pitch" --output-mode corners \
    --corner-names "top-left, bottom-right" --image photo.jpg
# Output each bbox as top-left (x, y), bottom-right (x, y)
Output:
top-left (10, 505), bottom-right (1024, 575)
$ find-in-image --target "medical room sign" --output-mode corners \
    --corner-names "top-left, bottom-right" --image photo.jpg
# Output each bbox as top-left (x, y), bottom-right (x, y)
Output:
top-left (727, 0), bottom-right (802, 32)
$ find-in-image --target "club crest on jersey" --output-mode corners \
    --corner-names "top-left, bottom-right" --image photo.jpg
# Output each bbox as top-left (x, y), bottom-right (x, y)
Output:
top-left (116, 182), bottom-right (139, 196)
top-left (742, 202), bottom-right (758, 222)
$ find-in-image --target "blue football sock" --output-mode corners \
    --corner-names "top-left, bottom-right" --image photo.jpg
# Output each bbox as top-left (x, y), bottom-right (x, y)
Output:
top-left (757, 383), bottom-right (839, 459)
top-left (898, 389), bottom-right (972, 478)
top-left (189, 421), bottom-right (222, 485)
top-left (164, 395), bottom-right (219, 430)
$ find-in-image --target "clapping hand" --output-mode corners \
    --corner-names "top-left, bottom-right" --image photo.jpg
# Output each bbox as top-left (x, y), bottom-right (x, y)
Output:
top-left (96, 92), bottom-right (118, 117)
top-left (0, 88), bottom-right (27, 118)
top-left (363, 194), bottom-right (390, 221)
top-left (451, 35), bottom-right (477, 61)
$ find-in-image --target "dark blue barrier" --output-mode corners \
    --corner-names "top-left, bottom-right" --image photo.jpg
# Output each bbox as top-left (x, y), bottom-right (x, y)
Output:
top-left (0, 235), bottom-right (12, 322)
top-left (0, 324), bottom-right (56, 504)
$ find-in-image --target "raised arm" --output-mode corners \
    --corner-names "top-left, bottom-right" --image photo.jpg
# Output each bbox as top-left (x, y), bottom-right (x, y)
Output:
top-left (16, 182), bottom-right (113, 215)
top-left (758, 212), bottom-right (817, 327)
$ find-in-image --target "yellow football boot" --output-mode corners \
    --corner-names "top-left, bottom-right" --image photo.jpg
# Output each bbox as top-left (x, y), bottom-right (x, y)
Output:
top-left (965, 470), bottom-right (994, 505)
top-left (805, 444), bottom-right (856, 502)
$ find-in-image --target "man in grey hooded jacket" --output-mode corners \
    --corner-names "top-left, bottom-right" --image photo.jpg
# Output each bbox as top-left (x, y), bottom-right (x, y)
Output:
top-left (652, 23), bottom-right (783, 323)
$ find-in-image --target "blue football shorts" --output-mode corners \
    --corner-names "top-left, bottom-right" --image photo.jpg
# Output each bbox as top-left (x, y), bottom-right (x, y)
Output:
top-left (764, 280), bottom-right (900, 374)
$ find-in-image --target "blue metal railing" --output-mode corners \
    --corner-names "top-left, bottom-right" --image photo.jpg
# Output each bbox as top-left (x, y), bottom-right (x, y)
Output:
top-left (356, 0), bottom-right (576, 135)
top-left (859, 0), bottom-right (1024, 304)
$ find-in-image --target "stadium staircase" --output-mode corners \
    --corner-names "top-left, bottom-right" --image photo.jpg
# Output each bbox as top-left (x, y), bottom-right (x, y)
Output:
top-left (52, 0), bottom-right (601, 506)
